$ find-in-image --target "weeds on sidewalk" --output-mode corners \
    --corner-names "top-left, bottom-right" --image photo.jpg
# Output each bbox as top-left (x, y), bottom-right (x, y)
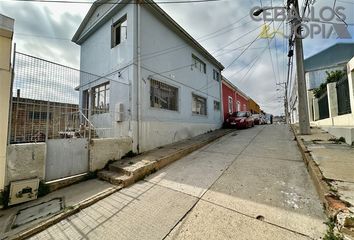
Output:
top-left (324, 218), bottom-right (344, 240)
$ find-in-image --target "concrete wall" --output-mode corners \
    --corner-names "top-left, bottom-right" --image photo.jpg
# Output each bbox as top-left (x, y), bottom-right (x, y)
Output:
top-left (311, 57), bottom-right (354, 144)
top-left (348, 57), bottom-right (354, 115)
top-left (89, 137), bottom-right (132, 171)
top-left (0, 14), bottom-right (14, 195)
top-left (5, 136), bottom-right (133, 184)
top-left (6, 143), bottom-right (46, 185)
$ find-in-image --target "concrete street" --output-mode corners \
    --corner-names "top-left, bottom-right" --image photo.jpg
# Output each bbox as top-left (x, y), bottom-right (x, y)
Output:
top-left (30, 125), bottom-right (326, 240)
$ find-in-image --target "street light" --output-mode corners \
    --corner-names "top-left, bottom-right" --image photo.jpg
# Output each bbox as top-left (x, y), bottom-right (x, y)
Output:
top-left (252, 8), bottom-right (264, 17)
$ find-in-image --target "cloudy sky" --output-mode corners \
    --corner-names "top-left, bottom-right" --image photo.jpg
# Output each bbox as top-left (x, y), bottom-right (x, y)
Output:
top-left (1, 0), bottom-right (353, 115)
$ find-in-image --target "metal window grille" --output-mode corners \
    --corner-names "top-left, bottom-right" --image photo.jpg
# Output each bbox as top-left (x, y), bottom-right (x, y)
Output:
top-left (150, 79), bottom-right (178, 111)
top-left (92, 82), bottom-right (110, 114)
top-left (192, 94), bottom-right (207, 115)
top-left (213, 100), bottom-right (220, 111)
top-left (318, 92), bottom-right (329, 120)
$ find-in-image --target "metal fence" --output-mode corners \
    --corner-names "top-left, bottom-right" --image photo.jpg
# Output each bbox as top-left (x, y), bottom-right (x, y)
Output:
top-left (336, 76), bottom-right (352, 115)
top-left (10, 52), bottom-right (117, 144)
top-left (318, 92), bottom-right (329, 120)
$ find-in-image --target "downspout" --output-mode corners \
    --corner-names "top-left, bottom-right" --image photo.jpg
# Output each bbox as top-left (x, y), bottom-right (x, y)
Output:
top-left (136, 0), bottom-right (141, 153)
top-left (220, 75), bottom-right (224, 124)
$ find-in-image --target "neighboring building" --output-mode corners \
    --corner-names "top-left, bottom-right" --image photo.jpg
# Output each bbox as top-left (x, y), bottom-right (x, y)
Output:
top-left (305, 43), bottom-right (354, 90)
top-left (221, 77), bottom-right (249, 120)
top-left (0, 13), bottom-right (14, 204)
top-left (290, 43), bottom-right (354, 124)
top-left (72, 0), bottom-right (224, 152)
top-left (10, 95), bottom-right (79, 143)
top-left (248, 98), bottom-right (260, 114)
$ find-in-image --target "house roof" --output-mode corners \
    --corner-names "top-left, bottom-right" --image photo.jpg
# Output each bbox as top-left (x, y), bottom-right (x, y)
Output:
top-left (0, 13), bottom-right (14, 38)
top-left (222, 76), bottom-right (249, 101)
top-left (72, 0), bottom-right (224, 70)
top-left (304, 43), bottom-right (354, 72)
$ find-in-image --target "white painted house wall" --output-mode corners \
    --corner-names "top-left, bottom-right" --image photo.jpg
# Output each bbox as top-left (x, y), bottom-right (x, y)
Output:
top-left (138, 6), bottom-right (222, 151)
top-left (79, 4), bottom-right (136, 140)
top-left (76, 2), bottom-right (223, 152)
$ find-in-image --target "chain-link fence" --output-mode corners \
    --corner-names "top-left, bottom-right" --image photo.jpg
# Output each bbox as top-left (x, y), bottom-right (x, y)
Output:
top-left (9, 52), bottom-right (117, 144)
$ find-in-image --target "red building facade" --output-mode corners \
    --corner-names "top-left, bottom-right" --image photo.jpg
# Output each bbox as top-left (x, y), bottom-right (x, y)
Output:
top-left (221, 77), bottom-right (250, 120)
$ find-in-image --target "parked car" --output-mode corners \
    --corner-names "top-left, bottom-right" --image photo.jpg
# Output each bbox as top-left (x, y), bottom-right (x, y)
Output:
top-left (224, 111), bottom-right (254, 129)
top-left (252, 114), bottom-right (260, 125)
top-left (259, 114), bottom-right (267, 125)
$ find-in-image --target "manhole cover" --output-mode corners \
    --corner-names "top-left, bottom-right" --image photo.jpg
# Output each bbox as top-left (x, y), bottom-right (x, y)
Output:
top-left (12, 198), bottom-right (63, 229)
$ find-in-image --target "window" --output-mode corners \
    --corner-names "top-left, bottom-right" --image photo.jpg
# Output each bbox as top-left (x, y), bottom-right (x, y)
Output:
top-left (228, 96), bottom-right (233, 114)
top-left (213, 69), bottom-right (220, 81)
top-left (192, 54), bottom-right (206, 74)
top-left (111, 15), bottom-right (127, 48)
top-left (236, 101), bottom-right (241, 112)
top-left (214, 100), bottom-right (220, 111)
top-left (93, 82), bottom-right (110, 114)
top-left (150, 79), bottom-right (178, 111)
top-left (192, 94), bottom-right (207, 115)
top-left (243, 104), bottom-right (247, 111)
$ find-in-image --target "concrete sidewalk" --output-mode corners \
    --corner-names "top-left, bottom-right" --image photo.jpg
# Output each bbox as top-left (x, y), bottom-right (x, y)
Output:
top-left (292, 125), bottom-right (354, 238)
top-left (0, 129), bottom-right (232, 240)
top-left (29, 125), bottom-right (326, 240)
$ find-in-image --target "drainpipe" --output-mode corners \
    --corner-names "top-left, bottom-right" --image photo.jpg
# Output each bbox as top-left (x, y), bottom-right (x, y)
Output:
top-left (136, 0), bottom-right (141, 153)
top-left (220, 77), bottom-right (224, 123)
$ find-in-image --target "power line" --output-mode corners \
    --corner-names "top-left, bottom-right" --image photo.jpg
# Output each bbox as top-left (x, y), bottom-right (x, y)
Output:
top-left (236, 21), bottom-right (285, 83)
top-left (220, 21), bottom-right (275, 71)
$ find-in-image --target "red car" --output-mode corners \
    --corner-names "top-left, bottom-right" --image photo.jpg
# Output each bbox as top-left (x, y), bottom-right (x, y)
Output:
top-left (224, 111), bottom-right (254, 129)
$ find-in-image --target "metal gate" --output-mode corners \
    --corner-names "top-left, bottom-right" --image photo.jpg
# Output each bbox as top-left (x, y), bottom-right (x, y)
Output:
top-left (336, 77), bottom-right (352, 115)
top-left (318, 92), bottom-right (329, 120)
top-left (45, 138), bottom-right (89, 181)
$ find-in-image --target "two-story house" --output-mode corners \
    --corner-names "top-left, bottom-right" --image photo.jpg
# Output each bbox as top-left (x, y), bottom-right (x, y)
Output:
top-left (72, 0), bottom-right (224, 153)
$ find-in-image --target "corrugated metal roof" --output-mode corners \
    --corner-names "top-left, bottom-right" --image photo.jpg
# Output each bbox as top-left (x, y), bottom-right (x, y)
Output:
top-left (304, 43), bottom-right (354, 72)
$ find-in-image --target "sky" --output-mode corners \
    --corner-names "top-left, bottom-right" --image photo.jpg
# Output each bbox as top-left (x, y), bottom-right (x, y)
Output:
top-left (0, 0), bottom-right (353, 115)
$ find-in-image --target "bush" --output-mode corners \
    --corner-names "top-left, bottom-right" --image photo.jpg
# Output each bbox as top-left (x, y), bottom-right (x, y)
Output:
top-left (313, 70), bottom-right (346, 98)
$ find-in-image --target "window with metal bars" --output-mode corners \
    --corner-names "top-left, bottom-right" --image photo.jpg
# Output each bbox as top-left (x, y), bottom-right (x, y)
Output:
top-left (214, 100), bottom-right (220, 111)
top-left (150, 79), bottom-right (178, 111)
top-left (192, 94), bottom-right (207, 115)
top-left (92, 82), bottom-right (110, 114)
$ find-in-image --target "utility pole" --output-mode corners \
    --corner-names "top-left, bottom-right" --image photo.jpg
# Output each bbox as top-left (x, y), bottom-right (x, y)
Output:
top-left (252, 0), bottom-right (311, 132)
top-left (277, 82), bottom-right (289, 123)
top-left (292, 0), bottom-right (311, 134)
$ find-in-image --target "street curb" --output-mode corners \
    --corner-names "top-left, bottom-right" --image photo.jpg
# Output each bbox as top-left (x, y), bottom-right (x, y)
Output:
top-left (290, 125), bottom-right (331, 211)
top-left (9, 129), bottom-right (234, 239)
top-left (7, 186), bottom-right (122, 240)
top-left (121, 129), bottom-right (235, 187)
top-left (290, 125), bottom-right (354, 238)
